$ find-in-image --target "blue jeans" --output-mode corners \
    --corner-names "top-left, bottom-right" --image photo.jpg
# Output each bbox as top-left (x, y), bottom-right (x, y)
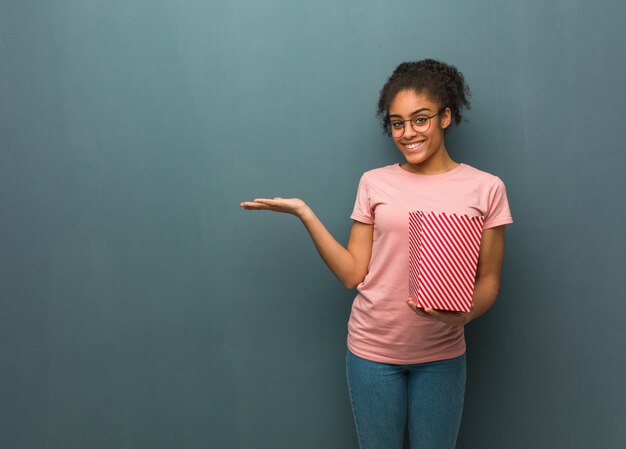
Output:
top-left (345, 348), bottom-right (466, 449)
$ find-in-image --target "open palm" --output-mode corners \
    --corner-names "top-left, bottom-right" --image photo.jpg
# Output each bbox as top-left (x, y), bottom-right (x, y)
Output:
top-left (240, 197), bottom-right (308, 217)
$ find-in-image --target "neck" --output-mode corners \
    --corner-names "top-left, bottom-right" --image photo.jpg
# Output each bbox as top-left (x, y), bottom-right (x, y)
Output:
top-left (401, 149), bottom-right (459, 175)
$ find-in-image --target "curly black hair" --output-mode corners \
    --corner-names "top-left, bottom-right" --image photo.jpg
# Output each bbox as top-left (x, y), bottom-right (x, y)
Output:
top-left (377, 59), bottom-right (471, 136)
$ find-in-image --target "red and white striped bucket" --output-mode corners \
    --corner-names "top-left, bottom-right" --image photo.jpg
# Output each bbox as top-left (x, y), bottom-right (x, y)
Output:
top-left (409, 211), bottom-right (485, 312)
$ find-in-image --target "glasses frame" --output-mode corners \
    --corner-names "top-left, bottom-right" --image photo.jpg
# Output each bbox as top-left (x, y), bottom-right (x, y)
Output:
top-left (387, 108), bottom-right (446, 137)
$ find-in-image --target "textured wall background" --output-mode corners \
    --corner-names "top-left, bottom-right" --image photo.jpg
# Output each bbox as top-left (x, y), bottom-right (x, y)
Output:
top-left (1, 1), bottom-right (624, 448)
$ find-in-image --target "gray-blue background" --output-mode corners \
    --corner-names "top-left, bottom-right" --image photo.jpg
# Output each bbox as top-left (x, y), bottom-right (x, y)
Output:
top-left (1, 1), bottom-right (624, 448)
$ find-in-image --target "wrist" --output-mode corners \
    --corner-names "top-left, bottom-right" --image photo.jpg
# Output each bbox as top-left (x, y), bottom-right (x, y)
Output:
top-left (297, 205), bottom-right (314, 221)
top-left (464, 305), bottom-right (478, 325)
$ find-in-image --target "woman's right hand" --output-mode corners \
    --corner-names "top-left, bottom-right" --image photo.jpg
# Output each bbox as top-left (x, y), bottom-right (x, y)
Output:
top-left (240, 197), bottom-right (310, 219)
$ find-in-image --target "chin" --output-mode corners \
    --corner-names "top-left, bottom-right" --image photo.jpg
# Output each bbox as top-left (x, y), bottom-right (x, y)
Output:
top-left (403, 152), bottom-right (431, 165)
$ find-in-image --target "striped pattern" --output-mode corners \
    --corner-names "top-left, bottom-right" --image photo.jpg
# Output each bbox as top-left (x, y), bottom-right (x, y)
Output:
top-left (409, 211), bottom-right (485, 312)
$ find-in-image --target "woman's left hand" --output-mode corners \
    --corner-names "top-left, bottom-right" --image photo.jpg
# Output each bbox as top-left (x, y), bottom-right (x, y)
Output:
top-left (405, 298), bottom-right (473, 327)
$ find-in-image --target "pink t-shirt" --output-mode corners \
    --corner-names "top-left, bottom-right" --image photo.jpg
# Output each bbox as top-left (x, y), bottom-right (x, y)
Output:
top-left (348, 162), bottom-right (513, 364)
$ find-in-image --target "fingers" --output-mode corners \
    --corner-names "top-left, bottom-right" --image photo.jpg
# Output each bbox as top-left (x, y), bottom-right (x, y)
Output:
top-left (241, 198), bottom-right (280, 205)
top-left (240, 197), bottom-right (300, 214)
top-left (423, 308), bottom-right (460, 322)
top-left (424, 308), bottom-right (441, 318)
top-left (240, 201), bottom-right (268, 210)
top-left (405, 298), bottom-right (433, 319)
top-left (240, 198), bottom-right (299, 216)
top-left (239, 198), bottom-right (277, 210)
top-left (405, 299), bottom-right (466, 326)
top-left (253, 198), bottom-right (281, 204)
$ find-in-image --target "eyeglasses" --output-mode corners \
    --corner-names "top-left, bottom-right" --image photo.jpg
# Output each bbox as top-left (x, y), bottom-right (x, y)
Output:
top-left (387, 108), bottom-right (445, 137)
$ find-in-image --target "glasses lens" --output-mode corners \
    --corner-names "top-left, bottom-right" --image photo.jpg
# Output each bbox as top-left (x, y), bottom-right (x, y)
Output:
top-left (411, 116), bottom-right (431, 133)
top-left (390, 125), bottom-right (404, 137)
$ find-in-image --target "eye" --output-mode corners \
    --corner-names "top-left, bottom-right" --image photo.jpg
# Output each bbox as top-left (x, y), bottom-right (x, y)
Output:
top-left (412, 116), bottom-right (428, 125)
top-left (391, 121), bottom-right (404, 128)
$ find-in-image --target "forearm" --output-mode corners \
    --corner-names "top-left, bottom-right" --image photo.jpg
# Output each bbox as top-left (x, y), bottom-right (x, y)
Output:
top-left (467, 275), bottom-right (500, 323)
top-left (298, 207), bottom-right (361, 288)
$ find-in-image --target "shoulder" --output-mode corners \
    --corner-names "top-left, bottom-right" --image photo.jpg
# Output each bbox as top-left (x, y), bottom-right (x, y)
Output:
top-left (362, 163), bottom-right (398, 177)
top-left (358, 164), bottom-right (399, 183)
top-left (460, 163), bottom-right (502, 182)
top-left (460, 164), bottom-right (513, 226)
top-left (458, 163), bottom-right (507, 189)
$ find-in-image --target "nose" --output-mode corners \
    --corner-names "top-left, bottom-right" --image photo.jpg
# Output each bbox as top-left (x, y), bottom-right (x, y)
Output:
top-left (403, 121), bottom-right (418, 138)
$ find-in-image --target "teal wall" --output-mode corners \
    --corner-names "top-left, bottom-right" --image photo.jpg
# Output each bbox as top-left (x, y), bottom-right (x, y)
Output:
top-left (1, 1), bottom-right (625, 448)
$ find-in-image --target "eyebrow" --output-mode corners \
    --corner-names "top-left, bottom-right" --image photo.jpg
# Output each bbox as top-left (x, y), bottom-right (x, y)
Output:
top-left (389, 108), bottom-right (431, 118)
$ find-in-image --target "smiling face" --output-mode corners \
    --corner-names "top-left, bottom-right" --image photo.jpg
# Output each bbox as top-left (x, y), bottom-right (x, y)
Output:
top-left (388, 90), bottom-right (454, 173)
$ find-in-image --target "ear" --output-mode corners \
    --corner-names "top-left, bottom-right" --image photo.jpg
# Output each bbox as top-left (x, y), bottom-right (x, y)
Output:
top-left (441, 107), bottom-right (452, 129)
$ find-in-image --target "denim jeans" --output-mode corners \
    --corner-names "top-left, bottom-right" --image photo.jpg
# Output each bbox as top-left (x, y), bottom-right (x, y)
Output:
top-left (346, 348), bottom-right (466, 449)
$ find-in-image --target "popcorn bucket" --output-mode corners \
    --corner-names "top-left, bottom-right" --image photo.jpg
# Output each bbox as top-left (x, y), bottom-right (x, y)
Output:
top-left (409, 211), bottom-right (485, 312)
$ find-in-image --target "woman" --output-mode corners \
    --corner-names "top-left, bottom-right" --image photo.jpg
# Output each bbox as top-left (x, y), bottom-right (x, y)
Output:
top-left (240, 59), bottom-right (513, 449)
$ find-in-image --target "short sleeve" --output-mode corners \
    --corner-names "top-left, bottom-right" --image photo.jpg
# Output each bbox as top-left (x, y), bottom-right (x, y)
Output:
top-left (482, 177), bottom-right (514, 229)
top-left (350, 174), bottom-right (375, 224)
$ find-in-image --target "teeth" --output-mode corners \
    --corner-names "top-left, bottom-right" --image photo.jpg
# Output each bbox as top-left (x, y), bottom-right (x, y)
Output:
top-left (406, 142), bottom-right (424, 149)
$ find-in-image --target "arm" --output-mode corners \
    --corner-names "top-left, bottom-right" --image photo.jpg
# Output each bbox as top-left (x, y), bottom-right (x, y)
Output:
top-left (466, 225), bottom-right (506, 322)
top-left (405, 225), bottom-right (507, 326)
top-left (240, 197), bottom-right (374, 289)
